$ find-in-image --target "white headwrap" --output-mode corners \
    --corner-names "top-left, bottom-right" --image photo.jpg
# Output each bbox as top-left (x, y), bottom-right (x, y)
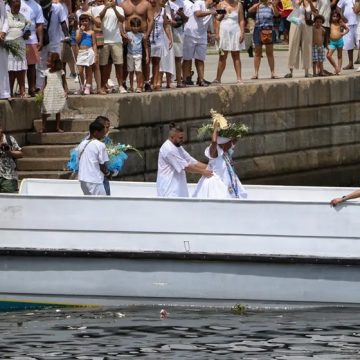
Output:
top-left (217, 136), bottom-right (231, 145)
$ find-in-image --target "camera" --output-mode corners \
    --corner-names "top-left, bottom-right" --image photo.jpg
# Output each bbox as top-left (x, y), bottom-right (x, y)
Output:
top-left (0, 143), bottom-right (10, 153)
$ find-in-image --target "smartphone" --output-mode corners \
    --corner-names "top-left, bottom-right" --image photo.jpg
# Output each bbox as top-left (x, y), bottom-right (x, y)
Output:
top-left (216, 9), bottom-right (226, 14)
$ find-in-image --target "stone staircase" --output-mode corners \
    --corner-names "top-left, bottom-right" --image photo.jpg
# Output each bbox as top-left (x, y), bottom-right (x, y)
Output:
top-left (17, 114), bottom-right (118, 180)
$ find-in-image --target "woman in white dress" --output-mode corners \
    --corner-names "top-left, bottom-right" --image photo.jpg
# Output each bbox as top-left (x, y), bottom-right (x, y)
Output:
top-left (213, 0), bottom-right (246, 84)
top-left (0, 0), bottom-right (10, 100)
top-left (7, 0), bottom-right (29, 98)
top-left (193, 121), bottom-right (247, 199)
top-left (149, 0), bottom-right (173, 90)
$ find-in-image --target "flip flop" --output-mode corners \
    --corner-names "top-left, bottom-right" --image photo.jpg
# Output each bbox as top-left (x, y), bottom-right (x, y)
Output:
top-left (251, 75), bottom-right (258, 80)
top-left (343, 65), bottom-right (354, 70)
top-left (284, 73), bottom-right (293, 78)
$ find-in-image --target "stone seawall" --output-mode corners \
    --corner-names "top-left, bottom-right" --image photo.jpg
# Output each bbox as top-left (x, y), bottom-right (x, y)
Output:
top-left (1, 74), bottom-right (360, 186)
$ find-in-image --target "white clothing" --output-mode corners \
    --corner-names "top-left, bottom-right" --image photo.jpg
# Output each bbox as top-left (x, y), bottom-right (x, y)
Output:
top-left (160, 6), bottom-right (175, 75)
top-left (219, 8), bottom-right (245, 51)
top-left (127, 54), bottom-right (142, 72)
top-left (343, 24), bottom-right (358, 50)
top-left (184, 0), bottom-right (213, 43)
top-left (183, 35), bottom-right (207, 60)
top-left (80, 181), bottom-right (106, 195)
top-left (6, 11), bottom-right (27, 71)
top-left (78, 139), bottom-right (109, 184)
top-left (76, 8), bottom-right (92, 21)
top-left (47, 3), bottom-right (68, 53)
top-left (0, 0), bottom-right (10, 99)
top-left (337, 0), bottom-right (358, 25)
top-left (157, 139), bottom-right (197, 197)
top-left (150, 8), bottom-right (168, 58)
top-left (357, 14), bottom-right (360, 44)
top-left (20, 0), bottom-right (44, 45)
top-left (42, 69), bottom-right (66, 114)
top-left (95, 5), bottom-right (124, 44)
top-left (36, 45), bottom-right (49, 89)
top-left (77, 47), bottom-right (95, 66)
top-left (316, 0), bottom-right (330, 28)
top-left (193, 145), bottom-right (247, 199)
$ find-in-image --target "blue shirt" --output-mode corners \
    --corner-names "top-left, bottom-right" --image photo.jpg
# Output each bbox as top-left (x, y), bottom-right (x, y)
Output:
top-left (127, 31), bottom-right (144, 56)
top-left (255, 5), bottom-right (274, 28)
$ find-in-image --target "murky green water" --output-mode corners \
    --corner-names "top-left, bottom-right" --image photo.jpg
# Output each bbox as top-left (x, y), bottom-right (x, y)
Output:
top-left (1, 306), bottom-right (360, 359)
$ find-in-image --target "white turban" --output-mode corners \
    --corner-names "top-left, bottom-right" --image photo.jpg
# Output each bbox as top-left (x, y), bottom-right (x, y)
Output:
top-left (217, 136), bottom-right (231, 145)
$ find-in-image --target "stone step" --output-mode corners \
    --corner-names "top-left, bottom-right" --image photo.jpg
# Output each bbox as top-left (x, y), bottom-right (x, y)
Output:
top-left (18, 170), bottom-right (73, 180)
top-left (26, 129), bottom-right (121, 145)
top-left (22, 144), bottom-right (74, 158)
top-left (33, 118), bottom-right (93, 132)
top-left (16, 157), bottom-right (69, 171)
top-left (27, 132), bottom-right (87, 145)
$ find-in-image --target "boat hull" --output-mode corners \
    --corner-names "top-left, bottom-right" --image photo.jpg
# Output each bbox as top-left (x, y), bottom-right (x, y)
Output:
top-left (1, 179), bottom-right (360, 308)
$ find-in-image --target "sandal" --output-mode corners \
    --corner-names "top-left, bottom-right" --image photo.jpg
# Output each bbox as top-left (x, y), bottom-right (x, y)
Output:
top-left (284, 73), bottom-right (293, 78)
top-left (343, 65), bottom-right (354, 70)
top-left (251, 75), bottom-right (258, 80)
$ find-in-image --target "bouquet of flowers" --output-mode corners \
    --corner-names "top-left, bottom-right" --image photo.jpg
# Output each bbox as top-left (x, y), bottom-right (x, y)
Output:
top-left (197, 109), bottom-right (249, 140)
top-left (67, 141), bottom-right (142, 175)
top-left (3, 39), bottom-right (24, 59)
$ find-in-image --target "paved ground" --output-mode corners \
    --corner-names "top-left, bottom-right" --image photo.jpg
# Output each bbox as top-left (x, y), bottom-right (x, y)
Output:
top-left (66, 47), bottom-right (360, 93)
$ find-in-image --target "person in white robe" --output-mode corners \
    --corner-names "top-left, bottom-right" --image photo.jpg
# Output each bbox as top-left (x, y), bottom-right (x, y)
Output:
top-left (0, 0), bottom-right (10, 100)
top-left (193, 121), bottom-right (247, 199)
top-left (157, 122), bottom-right (213, 197)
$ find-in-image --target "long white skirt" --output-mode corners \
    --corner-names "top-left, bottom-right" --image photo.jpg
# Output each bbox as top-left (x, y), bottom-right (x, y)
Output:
top-left (160, 36), bottom-right (175, 75)
top-left (192, 174), bottom-right (232, 199)
top-left (76, 48), bottom-right (95, 66)
top-left (0, 47), bottom-right (10, 99)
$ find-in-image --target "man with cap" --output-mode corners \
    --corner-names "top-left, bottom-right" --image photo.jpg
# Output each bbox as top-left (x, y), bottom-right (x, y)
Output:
top-left (157, 122), bottom-right (213, 197)
top-left (193, 119), bottom-right (247, 199)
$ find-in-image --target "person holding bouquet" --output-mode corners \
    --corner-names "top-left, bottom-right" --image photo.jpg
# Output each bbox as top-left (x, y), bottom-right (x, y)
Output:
top-left (193, 110), bottom-right (248, 199)
top-left (6, 0), bottom-right (30, 98)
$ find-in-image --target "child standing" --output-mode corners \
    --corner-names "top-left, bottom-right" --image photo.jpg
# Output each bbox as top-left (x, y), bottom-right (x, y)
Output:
top-left (41, 53), bottom-right (68, 133)
top-left (76, 14), bottom-right (97, 95)
top-left (326, 10), bottom-right (349, 75)
top-left (312, 15), bottom-right (326, 76)
top-left (126, 17), bottom-right (149, 93)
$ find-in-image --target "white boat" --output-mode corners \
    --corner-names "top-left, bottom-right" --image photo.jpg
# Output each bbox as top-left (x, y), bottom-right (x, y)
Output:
top-left (0, 178), bottom-right (360, 310)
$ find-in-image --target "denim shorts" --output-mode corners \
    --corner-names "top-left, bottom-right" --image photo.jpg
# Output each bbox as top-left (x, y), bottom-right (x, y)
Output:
top-left (253, 26), bottom-right (276, 46)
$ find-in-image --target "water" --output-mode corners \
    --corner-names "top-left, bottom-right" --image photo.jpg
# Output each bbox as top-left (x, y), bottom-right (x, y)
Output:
top-left (1, 305), bottom-right (360, 359)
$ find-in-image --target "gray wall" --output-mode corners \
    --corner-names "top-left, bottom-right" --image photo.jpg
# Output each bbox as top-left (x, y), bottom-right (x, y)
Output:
top-left (1, 74), bottom-right (360, 185)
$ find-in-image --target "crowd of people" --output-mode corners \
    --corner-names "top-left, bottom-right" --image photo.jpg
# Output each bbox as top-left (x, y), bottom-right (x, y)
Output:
top-left (0, 0), bottom-right (359, 100)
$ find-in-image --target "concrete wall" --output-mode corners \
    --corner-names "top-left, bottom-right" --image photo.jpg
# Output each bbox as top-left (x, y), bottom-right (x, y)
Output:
top-left (2, 74), bottom-right (360, 186)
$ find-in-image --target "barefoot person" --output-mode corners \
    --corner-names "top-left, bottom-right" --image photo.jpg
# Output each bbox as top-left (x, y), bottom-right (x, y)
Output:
top-left (157, 123), bottom-right (213, 197)
top-left (40, 53), bottom-right (68, 133)
top-left (312, 14), bottom-right (326, 76)
top-left (326, 10), bottom-right (349, 74)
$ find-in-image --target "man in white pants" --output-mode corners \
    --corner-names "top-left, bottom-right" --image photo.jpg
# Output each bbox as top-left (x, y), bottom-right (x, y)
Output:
top-left (78, 121), bottom-right (110, 196)
top-left (182, 0), bottom-right (217, 87)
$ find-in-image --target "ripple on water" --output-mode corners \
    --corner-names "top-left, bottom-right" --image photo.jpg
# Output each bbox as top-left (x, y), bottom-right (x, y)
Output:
top-left (1, 306), bottom-right (360, 358)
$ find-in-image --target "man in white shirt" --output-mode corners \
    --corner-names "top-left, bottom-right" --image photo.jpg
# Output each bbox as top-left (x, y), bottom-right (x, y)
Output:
top-left (93, 0), bottom-right (126, 93)
top-left (157, 123), bottom-right (213, 197)
top-left (182, 0), bottom-right (217, 87)
top-left (337, 0), bottom-right (358, 69)
top-left (20, 0), bottom-right (44, 96)
top-left (78, 121), bottom-right (110, 196)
